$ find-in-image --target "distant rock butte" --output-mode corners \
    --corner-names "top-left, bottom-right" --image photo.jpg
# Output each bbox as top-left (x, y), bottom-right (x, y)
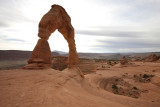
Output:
top-left (23, 4), bottom-right (78, 69)
top-left (145, 54), bottom-right (160, 62)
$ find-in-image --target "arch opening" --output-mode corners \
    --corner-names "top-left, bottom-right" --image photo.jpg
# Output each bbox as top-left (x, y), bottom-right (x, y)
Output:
top-left (49, 30), bottom-right (68, 52)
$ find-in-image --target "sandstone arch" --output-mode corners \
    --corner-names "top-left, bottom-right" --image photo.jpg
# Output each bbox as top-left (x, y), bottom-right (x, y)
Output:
top-left (24, 4), bottom-right (78, 69)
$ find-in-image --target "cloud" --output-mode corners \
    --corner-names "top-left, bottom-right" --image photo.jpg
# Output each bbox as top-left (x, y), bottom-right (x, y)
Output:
top-left (4, 38), bottom-right (26, 42)
top-left (0, 0), bottom-right (160, 52)
top-left (76, 29), bottom-right (142, 37)
top-left (91, 0), bottom-right (160, 28)
top-left (97, 40), bottom-right (160, 49)
top-left (0, 34), bottom-right (27, 43)
top-left (75, 25), bottom-right (160, 52)
top-left (0, 0), bottom-right (37, 29)
top-left (90, 37), bottom-right (160, 53)
top-left (0, 21), bottom-right (9, 28)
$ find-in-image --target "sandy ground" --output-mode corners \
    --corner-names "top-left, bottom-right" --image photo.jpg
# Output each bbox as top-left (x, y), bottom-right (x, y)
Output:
top-left (0, 62), bottom-right (160, 107)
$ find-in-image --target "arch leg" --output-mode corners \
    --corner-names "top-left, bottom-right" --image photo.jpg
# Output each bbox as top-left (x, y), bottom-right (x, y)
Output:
top-left (58, 24), bottom-right (79, 68)
top-left (23, 38), bottom-right (52, 69)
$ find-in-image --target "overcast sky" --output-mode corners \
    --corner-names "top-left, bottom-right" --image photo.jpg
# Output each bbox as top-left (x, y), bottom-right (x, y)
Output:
top-left (0, 0), bottom-right (160, 53)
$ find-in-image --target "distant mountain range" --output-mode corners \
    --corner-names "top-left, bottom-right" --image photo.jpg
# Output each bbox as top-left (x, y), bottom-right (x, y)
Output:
top-left (0, 50), bottom-right (160, 61)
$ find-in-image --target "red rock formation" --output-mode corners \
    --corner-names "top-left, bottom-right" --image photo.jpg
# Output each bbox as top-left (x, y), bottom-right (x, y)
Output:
top-left (23, 39), bottom-right (52, 69)
top-left (52, 56), bottom-right (68, 71)
top-left (120, 56), bottom-right (128, 65)
top-left (28, 39), bottom-right (52, 64)
top-left (145, 54), bottom-right (159, 62)
top-left (51, 56), bottom-right (96, 74)
top-left (24, 4), bottom-right (78, 69)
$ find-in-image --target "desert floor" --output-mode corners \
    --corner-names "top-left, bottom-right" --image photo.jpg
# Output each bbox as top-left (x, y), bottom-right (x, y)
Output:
top-left (0, 62), bottom-right (160, 107)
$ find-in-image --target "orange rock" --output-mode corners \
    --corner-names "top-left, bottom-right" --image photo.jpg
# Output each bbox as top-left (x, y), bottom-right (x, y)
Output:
top-left (120, 56), bottom-right (128, 65)
top-left (23, 63), bottom-right (51, 69)
top-left (24, 4), bottom-right (78, 69)
top-left (145, 54), bottom-right (159, 62)
top-left (38, 4), bottom-right (78, 67)
top-left (51, 56), bottom-right (96, 74)
top-left (23, 39), bottom-right (52, 69)
top-left (28, 39), bottom-right (52, 64)
top-left (52, 56), bottom-right (68, 71)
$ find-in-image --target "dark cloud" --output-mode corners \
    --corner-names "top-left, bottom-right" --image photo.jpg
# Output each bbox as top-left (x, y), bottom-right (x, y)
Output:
top-left (97, 40), bottom-right (160, 49)
top-left (76, 29), bottom-right (142, 37)
top-left (0, 34), bottom-right (26, 43)
top-left (5, 38), bottom-right (26, 42)
top-left (0, 21), bottom-right (9, 27)
top-left (76, 26), bottom-right (160, 52)
top-left (88, 38), bottom-right (160, 52)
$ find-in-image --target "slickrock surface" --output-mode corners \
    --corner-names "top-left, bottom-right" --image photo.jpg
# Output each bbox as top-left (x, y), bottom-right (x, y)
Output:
top-left (1, 62), bottom-right (160, 107)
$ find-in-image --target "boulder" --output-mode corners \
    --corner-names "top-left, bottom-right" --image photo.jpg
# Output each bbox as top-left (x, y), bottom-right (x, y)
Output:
top-left (120, 56), bottom-right (128, 65)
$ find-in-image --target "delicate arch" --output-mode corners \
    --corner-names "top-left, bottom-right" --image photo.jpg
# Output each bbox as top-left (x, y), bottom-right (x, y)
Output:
top-left (23, 4), bottom-right (78, 69)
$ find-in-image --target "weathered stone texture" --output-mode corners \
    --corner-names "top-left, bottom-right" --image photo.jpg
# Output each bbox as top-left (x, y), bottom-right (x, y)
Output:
top-left (24, 4), bottom-right (78, 69)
